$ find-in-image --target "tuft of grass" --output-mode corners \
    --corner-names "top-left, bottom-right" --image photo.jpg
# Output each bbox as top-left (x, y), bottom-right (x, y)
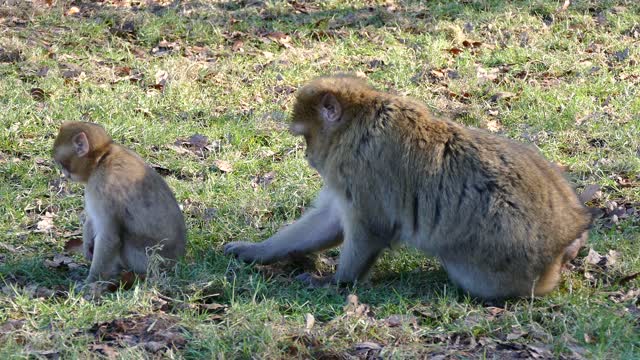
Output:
top-left (0, 0), bottom-right (639, 358)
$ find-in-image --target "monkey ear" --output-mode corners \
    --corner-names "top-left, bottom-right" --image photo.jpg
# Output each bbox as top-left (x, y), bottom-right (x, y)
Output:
top-left (72, 132), bottom-right (90, 157)
top-left (319, 93), bottom-right (342, 123)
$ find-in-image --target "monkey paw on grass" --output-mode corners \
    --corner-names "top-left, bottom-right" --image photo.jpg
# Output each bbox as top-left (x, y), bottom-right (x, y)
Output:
top-left (295, 273), bottom-right (336, 288)
top-left (224, 241), bottom-right (277, 264)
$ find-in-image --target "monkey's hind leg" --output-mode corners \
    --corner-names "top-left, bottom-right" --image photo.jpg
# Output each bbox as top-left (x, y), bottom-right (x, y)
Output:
top-left (535, 232), bottom-right (588, 296)
top-left (533, 255), bottom-right (564, 296)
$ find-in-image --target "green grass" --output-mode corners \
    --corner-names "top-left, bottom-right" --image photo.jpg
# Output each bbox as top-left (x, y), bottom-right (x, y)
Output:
top-left (1, 0), bottom-right (639, 358)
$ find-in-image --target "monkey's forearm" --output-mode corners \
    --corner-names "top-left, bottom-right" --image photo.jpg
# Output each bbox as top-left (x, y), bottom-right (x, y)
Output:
top-left (225, 202), bottom-right (343, 264)
top-left (82, 219), bottom-right (95, 261)
top-left (86, 233), bottom-right (122, 282)
top-left (264, 206), bottom-right (343, 259)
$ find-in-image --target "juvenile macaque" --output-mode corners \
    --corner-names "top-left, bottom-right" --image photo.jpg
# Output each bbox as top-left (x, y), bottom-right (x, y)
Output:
top-left (225, 75), bottom-right (593, 300)
top-left (52, 122), bottom-right (186, 287)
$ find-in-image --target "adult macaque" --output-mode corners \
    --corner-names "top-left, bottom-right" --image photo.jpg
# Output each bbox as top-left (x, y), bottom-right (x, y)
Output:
top-left (225, 75), bottom-right (594, 300)
top-left (52, 122), bottom-right (186, 288)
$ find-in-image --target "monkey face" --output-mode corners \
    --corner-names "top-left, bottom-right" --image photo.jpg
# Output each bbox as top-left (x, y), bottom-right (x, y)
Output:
top-left (53, 147), bottom-right (78, 181)
top-left (290, 91), bottom-right (344, 173)
top-left (52, 125), bottom-right (94, 183)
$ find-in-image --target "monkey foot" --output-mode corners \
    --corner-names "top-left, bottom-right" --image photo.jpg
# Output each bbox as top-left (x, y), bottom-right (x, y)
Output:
top-left (295, 273), bottom-right (335, 288)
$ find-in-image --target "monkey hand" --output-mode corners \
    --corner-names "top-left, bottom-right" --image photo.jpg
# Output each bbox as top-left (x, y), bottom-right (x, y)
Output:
top-left (78, 280), bottom-right (112, 300)
top-left (224, 241), bottom-right (276, 264)
top-left (295, 272), bottom-right (336, 288)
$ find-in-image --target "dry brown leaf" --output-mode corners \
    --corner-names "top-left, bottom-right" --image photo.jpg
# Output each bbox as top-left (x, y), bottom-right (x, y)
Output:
top-left (264, 31), bottom-right (293, 48)
top-left (36, 212), bottom-right (55, 232)
top-left (385, 314), bottom-right (418, 328)
top-left (585, 248), bottom-right (619, 268)
top-left (89, 343), bottom-right (119, 359)
top-left (151, 40), bottom-right (179, 56)
top-left (354, 342), bottom-right (382, 351)
top-left (89, 314), bottom-right (187, 355)
top-left (486, 119), bottom-right (502, 133)
top-left (477, 65), bottom-right (500, 82)
top-left (65, 6), bottom-right (80, 16)
top-left (212, 160), bottom-right (233, 173)
top-left (446, 48), bottom-right (463, 56)
top-left (618, 272), bottom-right (640, 285)
top-left (462, 40), bottom-right (483, 48)
top-left (142, 341), bottom-right (165, 353)
top-left (166, 144), bottom-right (192, 156)
top-left (151, 70), bottom-right (168, 91)
top-left (251, 171), bottom-right (276, 190)
top-left (44, 254), bottom-right (81, 269)
top-left (490, 92), bottom-right (516, 102)
top-left (231, 40), bottom-right (244, 52)
top-left (304, 313), bottom-right (315, 330)
top-left (30, 88), bottom-right (47, 101)
top-left (344, 294), bottom-right (372, 317)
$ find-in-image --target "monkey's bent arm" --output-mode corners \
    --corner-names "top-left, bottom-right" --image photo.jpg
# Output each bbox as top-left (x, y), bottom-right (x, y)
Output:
top-left (225, 187), bottom-right (343, 264)
top-left (82, 218), bottom-right (95, 261)
top-left (85, 222), bottom-right (123, 282)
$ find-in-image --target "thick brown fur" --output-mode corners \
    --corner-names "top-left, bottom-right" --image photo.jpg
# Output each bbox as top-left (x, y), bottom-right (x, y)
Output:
top-left (225, 75), bottom-right (592, 300)
top-left (53, 122), bottom-right (186, 285)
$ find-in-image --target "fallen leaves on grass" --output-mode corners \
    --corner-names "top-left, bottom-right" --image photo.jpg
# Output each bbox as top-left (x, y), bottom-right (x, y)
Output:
top-left (617, 272), bottom-right (640, 286)
top-left (353, 341), bottom-right (383, 358)
top-left (344, 294), bottom-right (373, 318)
top-left (151, 40), bottom-right (179, 57)
top-left (485, 119), bottom-right (503, 133)
top-left (578, 184), bottom-right (601, 204)
top-left (35, 211), bottom-right (55, 233)
top-left (111, 66), bottom-right (143, 84)
top-left (29, 87), bottom-right (47, 101)
top-left (151, 293), bottom-right (227, 321)
top-left (0, 319), bottom-right (27, 345)
top-left (261, 31), bottom-right (293, 49)
top-left (445, 47), bottom-right (463, 57)
top-left (490, 91), bottom-right (517, 102)
top-left (171, 134), bottom-right (219, 158)
top-left (589, 248), bottom-right (619, 266)
top-left (44, 253), bottom-right (82, 270)
top-left (88, 313), bottom-right (188, 356)
top-left (476, 64), bottom-right (500, 83)
top-left (149, 69), bottom-right (168, 92)
top-left (211, 159), bottom-right (233, 173)
top-left (64, 6), bottom-right (80, 16)
top-left (384, 314), bottom-right (418, 328)
top-left (599, 200), bottom-right (639, 228)
top-left (0, 48), bottom-right (23, 63)
top-left (581, 248), bottom-right (621, 285)
top-left (305, 313), bottom-right (315, 331)
top-left (250, 171), bottom-right (276, 190)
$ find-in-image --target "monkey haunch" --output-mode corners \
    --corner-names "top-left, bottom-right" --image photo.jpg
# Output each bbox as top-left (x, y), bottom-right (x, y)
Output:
top-left (53, 122), bottom-right (186, 286)
top-left (225, 76), bottom-right (592, 300)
